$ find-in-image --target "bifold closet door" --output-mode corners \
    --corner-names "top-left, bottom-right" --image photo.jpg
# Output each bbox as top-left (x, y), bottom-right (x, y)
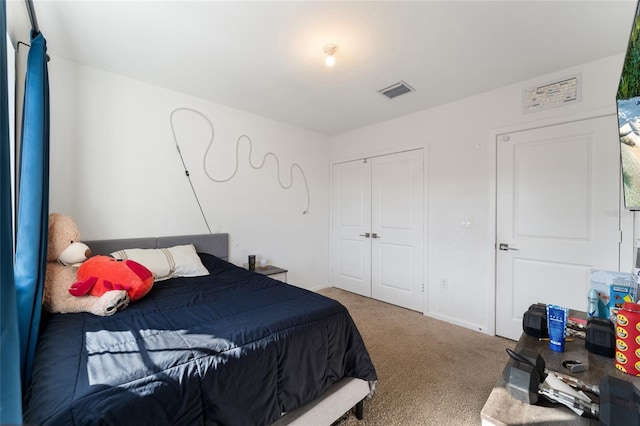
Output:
top-left (331, 149), bottom-right (424, 312)
top-left (370, 150), bottom-right (424, 312)
top-left (331, 159), bottom-right (372, 297)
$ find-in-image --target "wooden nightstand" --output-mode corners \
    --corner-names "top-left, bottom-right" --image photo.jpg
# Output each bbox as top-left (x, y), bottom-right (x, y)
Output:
top-left (252, 265), bottom-right (288, 283)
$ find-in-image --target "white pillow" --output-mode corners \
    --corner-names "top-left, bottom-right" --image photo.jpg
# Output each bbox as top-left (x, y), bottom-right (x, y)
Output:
top-left (111, 244), bottom-right (209, 282)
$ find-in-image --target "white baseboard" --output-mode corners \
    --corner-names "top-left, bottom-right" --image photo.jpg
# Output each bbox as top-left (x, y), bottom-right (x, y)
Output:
top-left (309, 284), bottom-right (331, 292)
top-left (423, 311), bottom-right (492, 336)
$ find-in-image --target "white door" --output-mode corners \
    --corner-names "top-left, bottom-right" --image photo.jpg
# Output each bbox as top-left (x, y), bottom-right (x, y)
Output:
top-left (371, 150), bottom-right (424, 312)
top-left (496, 116), bottom-right (621, 340)
top-left (331, 159), bottom-right (372, 297)
top-left (331, 150), bottom-right (424, 311)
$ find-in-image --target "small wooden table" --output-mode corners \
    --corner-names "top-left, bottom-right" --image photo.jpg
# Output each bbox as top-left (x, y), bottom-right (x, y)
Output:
top-left (481, 329), bottom-right (640, 425)
top-left (252, 265), bottom-right (288, 283)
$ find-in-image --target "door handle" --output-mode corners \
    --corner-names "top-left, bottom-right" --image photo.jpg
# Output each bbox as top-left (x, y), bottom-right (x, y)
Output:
top-left (359, 233), bottom-right (370, 238)
top-left (498, 243), bottom-right (519, 251)
top-left (372, 233), bottom-right (380, 239)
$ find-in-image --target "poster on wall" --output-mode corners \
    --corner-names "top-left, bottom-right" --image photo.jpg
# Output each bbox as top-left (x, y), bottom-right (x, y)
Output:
top-left (618, 1), bottom-right (640, 210)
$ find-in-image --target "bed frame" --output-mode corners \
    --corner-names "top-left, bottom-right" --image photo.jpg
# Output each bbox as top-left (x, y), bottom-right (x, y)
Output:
top-left (84, 233), bottom-right (370, 425)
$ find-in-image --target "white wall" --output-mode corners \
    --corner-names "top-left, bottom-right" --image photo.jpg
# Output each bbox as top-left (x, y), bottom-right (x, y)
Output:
top-left (37, 47), bottom-right (638, 332)
top-left (48, 58), bottom-right (330, 290)
top-left (329, 54), bottom-right (631, 333)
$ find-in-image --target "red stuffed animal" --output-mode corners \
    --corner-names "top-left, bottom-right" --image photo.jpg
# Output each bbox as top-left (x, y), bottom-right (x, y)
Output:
top-left (70, 256), bottom-right (154, 303)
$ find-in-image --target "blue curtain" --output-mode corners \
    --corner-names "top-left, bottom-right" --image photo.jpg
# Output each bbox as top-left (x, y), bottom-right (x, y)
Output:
top-left (0, 1), bottom-right (24, 423)
top-left (13, 28), bottom-right (49, 391)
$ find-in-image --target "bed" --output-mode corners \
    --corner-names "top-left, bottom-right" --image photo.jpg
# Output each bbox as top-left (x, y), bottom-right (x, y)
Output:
top-left (23, 233), bottom-right (377, 425)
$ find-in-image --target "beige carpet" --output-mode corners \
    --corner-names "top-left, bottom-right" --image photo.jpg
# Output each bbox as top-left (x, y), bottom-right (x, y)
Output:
top-left (318, 288), bottom-right (516, 426)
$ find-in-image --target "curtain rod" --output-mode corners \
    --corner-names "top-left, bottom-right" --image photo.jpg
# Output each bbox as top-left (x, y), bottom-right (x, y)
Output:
top-left (25, 0), bottom-right (40, 35)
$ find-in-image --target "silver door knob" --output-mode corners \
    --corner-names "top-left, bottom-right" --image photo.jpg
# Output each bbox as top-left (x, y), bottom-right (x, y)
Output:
top-left (359, 233), bottom-right (370, 238)
top-left (498, 243), bottom-right (518, 251)
top-left (372, 233), bottom-right (380, 239)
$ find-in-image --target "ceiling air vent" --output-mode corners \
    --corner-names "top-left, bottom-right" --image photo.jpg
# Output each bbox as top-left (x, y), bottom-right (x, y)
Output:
top-left (378, 81), bottom-right (415, 99)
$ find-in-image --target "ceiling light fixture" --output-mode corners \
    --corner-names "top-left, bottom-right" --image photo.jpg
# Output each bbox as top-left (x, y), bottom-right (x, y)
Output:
top-left (324, 44), bottom-right (338, 67)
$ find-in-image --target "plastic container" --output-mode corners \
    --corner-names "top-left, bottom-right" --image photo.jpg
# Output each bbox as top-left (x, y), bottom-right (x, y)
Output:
top-left (587, 288), bottom-right (599, 318)
top-left (615, 302), bottom-right (640, 375)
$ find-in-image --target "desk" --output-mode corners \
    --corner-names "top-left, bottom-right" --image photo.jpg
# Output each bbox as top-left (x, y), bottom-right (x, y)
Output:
top-left (481, 331), bottom-right (640, 425)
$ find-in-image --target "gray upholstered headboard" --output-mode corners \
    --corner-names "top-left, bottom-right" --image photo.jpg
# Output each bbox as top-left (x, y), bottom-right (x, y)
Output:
top-left (84, 233), bottom-right (229, 260)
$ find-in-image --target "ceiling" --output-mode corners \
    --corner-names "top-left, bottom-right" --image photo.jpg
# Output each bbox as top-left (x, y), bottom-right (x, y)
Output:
top-left (7, 1), bottom-right (640, 135)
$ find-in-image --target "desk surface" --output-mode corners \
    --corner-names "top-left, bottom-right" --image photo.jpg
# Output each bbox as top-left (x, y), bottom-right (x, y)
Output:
top-left (253, 265), bottom-right (288, 275)
top-left (481, 333), bottom-right (640, 425)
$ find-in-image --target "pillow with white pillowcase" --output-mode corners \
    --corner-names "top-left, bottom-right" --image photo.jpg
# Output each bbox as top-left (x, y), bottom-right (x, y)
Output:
top-left (111, 244), bottom-right (209, 282)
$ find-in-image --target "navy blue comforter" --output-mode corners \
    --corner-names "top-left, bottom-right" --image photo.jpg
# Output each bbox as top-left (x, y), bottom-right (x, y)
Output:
top-left (23, 254), bottom-right (377, 425)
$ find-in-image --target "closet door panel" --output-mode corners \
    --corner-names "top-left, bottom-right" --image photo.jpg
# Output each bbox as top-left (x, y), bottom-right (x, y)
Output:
top-left (371, 150), bottom-right (424, 312)
top-left (331, 160), bottom-right (372, 297)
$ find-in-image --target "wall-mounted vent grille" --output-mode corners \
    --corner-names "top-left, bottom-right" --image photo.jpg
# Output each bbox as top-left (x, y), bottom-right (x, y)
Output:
top-left (378, 81), bottom-right (415, 99)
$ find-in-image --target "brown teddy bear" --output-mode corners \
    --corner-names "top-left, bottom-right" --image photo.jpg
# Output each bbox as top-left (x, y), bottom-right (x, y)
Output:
top-left (43, 213), bottom-right (130, 316)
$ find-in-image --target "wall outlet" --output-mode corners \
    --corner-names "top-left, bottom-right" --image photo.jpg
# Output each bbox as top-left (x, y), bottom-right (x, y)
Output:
top-left (440, 278), bottom-right (448, 289)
